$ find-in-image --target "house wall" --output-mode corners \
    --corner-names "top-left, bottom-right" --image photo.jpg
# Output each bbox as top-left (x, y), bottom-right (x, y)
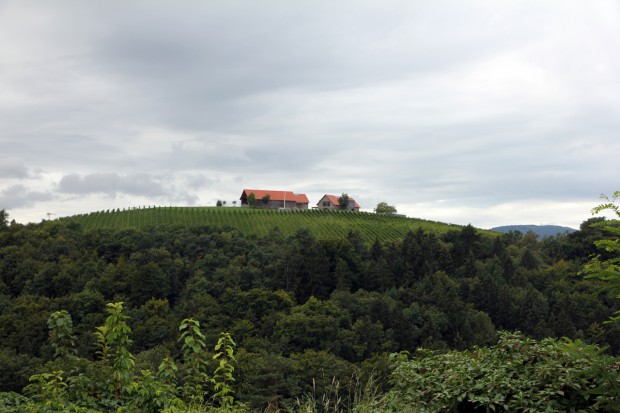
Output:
top-left (258, 199), bottom-right (307, 209)
top-left (341, 202), bottom-right (358, 211)
top-left (317, 195), bottom-right (334, 210)
top-left (239, 191), bottom-right (308, 209)
top-left (262, 200), bottom-right (280, 208)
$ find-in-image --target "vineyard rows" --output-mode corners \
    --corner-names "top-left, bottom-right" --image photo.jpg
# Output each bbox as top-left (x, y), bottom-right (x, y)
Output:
top-left (61, 207), bottom-right (465, 243)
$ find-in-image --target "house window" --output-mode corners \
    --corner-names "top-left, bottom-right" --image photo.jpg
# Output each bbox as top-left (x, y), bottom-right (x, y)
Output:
top-left (323, 201), bottom-right (330, 206)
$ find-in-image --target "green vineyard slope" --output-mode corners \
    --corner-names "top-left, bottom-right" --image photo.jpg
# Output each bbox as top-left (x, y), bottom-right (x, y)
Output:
top-left (58, 207), bottom-right (467, 243)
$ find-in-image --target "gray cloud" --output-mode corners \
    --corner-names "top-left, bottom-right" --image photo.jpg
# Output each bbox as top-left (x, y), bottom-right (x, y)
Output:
top-left (184, 173), bottom-right (216, 190)
top-left (0, 185), bottom-right (53, 209)
top-left (1, 1), bottom-right (619, 227)
top-left (58, 173), bottom-right (167, 197)
top-left (0, 158), bottom-right (30, 179)
top-left (56, 172), bottom-right (201, 206)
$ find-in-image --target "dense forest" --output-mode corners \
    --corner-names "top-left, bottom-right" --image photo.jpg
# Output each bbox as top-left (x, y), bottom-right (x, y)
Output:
top-left (0, 208), bottom-right (619, 411)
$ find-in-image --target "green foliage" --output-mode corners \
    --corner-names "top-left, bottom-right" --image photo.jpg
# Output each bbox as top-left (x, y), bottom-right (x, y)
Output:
top-left (275, 297), bottom-right (350, 355)
top-left (374, 202), bottom-right (397, 214)
top-left (247, 192), bottom-right (256, 208)
top-left (211, 332), bottom-right (244, 411)
top-left (338, 193), bottom-right (350, 210)
top-left (0, 349), bottom-right (41, 393)
top-left (158, 357), bottom-right (179, 388)
top-left (584, 191), bottom-right (620, 322)
top-left (25, 370), bottom-right (68, 410)
top-left (384, 331), bottom-right (620, 412)
top-left (5, 305), bottom-right (252, 412)
top-left (592, 191), bottom-right (620, 218)
top-left (125, 368), bottom-right (183, 412)
top-left (179, 318), bottom-right (209, 404)
top-left (0, 391), bottom-right (30, 410)
top-left (48, 310), bottom-right (77, 359)
top-left (0, 209), bottom-right (8, 229)
top-left (20, 368), bottom-right (99, 412)
top-left (95, 302), bottom-right (135, 400)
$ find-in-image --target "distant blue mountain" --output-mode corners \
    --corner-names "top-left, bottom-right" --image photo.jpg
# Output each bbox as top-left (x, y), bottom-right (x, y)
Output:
top-left (490, 225), bottom-right (576, 238)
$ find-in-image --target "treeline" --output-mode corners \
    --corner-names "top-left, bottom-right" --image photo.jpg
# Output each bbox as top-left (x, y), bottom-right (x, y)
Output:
top-left (0, 217), bottom-right (619, 410)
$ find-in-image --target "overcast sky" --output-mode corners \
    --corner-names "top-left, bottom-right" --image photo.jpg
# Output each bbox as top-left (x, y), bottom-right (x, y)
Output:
top-left (1, 1), bottom-right (619, 229)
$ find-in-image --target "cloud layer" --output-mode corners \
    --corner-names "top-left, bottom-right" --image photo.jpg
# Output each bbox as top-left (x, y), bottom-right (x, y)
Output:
top-left (1, 1), bottom-right (619, 228)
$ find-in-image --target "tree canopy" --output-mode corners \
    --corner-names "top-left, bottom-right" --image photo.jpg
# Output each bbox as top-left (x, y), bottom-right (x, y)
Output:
top-left (0, 209), bottom-right (8, 229)
top-left (247, 192), bottom-right (256, 207)
top-left (374, 202), bottom-right (397, 214)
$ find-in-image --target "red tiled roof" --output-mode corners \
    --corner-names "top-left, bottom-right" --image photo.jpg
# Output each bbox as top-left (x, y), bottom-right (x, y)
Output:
top-left (321, 194), bottom-right (360, 209)
top-left (325, 194), bottom-right (340, 205)
top-left (241, 189), bottom-right (309, 204)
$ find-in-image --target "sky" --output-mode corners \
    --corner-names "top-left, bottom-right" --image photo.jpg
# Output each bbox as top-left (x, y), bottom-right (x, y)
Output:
top-left (1, 1), bottom-right (619, 229)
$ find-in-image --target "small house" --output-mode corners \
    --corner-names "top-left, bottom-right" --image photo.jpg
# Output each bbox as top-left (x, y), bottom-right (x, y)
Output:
top-left (316, 194), bottom-right (360, 211)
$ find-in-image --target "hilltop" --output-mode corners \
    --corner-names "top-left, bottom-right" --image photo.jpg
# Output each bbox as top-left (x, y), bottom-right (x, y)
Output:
top-left (58, 206), bottom-right (469, 243)
top-left (490, 224), bottom-right (576, 238)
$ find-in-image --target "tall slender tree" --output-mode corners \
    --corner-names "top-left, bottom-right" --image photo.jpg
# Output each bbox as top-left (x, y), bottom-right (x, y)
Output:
top-left (0, 209), bottom-right (8, 229)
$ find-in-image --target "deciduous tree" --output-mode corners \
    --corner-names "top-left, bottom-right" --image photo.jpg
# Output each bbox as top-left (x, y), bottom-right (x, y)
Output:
top-left (248, 192), bottom-right (257, 208)
top-left (374, 202), bottom-right (397, 214)
top-left (0, 209), bottom-right (8, 229)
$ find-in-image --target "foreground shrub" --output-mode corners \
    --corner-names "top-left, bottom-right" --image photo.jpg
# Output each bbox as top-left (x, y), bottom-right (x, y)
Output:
top-left (383, 331), bottom-right (620, 412)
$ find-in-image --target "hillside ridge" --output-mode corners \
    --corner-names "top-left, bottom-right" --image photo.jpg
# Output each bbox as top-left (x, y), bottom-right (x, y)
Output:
top-left (57, 206), bottom-right (469, 243)
top-left (490, 224), bottom-right (576, 238)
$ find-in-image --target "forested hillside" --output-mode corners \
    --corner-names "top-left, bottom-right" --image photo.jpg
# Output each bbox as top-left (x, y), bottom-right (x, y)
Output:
top-left (0, 211), bottom-right (619, 411)
top-left (490, 224), bottom-right (576, 238)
